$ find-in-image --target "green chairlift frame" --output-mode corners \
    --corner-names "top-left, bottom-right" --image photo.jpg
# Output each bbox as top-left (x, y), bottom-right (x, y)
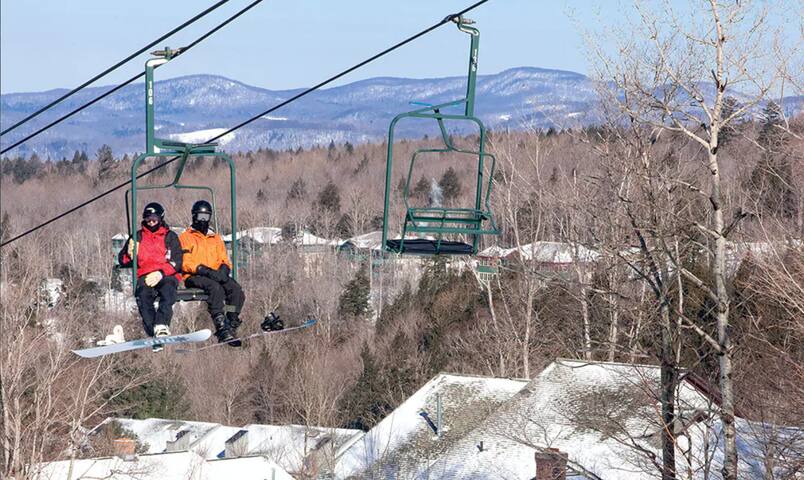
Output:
top-left (381, 16), bottom-right (499, 256)
top-left (127, 47), bottom-right (238, 302)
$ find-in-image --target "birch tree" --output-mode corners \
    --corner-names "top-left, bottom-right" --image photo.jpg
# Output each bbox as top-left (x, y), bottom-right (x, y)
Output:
top-left (588, 1), bottom-right (799, 478)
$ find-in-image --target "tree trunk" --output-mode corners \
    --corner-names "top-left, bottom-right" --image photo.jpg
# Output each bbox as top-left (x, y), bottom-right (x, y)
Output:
top-left (708, 141), bottom-right (737, 479)
top-left (660, 301), bottom-right (677, 480)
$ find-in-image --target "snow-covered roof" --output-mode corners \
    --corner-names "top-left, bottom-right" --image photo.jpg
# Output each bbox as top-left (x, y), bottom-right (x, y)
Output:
top-left (240, 423), bottom-right (362, 473)
top-left (478, 241), bottom-right (600, 264)
top-left (222, 227), bottom-right (282, 245)
top-left (96, 418), bottom-right (361, 475)
top-left (32, 450), bottom-right (294, 480)
top-left (396, 359), bottom-right (801, 480)
top-left (99, 418), bottom-right (220, 455)
top-left (340, 230), bottom-right (384, 250)
top-left (111, 233), bottom-right (128, 241)
top-left (293, 230), bottom-right (339, 247)
top-left (335, 373), bottom-right (530, 478)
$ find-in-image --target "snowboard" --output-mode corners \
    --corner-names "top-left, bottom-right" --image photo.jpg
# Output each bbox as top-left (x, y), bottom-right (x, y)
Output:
top-left (72, 329), bottom-right (212, 358)
top-left (177, 318), bottom-right (317, 354)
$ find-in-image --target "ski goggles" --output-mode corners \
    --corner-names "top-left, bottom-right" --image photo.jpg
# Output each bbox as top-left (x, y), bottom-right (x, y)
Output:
top-left (193, 212), bottom-right (212, 222)
top-left (143, 213), bottom-right (161, 222)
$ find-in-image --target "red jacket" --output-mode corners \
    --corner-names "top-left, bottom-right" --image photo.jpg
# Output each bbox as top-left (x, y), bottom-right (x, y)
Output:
top-left (118, 225), bottom-right (182, 280)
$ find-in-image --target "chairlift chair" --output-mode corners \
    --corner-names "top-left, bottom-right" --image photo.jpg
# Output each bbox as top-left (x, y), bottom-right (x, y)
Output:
top-left (381, 16), bottom-right (499, 256)
top-left (126, 47), bottom-right (238, 303)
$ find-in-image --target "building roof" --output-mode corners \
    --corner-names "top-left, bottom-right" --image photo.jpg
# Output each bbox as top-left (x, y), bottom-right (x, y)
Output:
top-left (376, 359), bottom-right (801, 480)
top-left (478, 241), bottom-right (600, 264)
top-left (32, 450), bottom-right (295, 480)
top-left (335, 373), bottom-right (530, 478)
top-left (222, 227), bottom-right (282, 245)
top-left (94, 417), bottom-right (362, 475)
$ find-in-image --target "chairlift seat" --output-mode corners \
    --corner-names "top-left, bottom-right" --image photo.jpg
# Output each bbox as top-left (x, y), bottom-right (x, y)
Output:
top-left (176, 287), bottom-right (208, 302)
top-left (385, 238), bottom-right (474, 255)
top-left (176, 287), bottom-right (236, 312)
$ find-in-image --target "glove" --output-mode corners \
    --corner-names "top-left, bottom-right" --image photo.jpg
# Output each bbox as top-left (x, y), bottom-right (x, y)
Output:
top-left (197, 265), bottom-right (214, 277)
top-left (210, 268), bottom-right (229, 283)
top-left (218, 264), bottom-right (231, 278)
top-left (127, 239), bottom-right (140, 258)
top-left (144, 271), bottom-right (163, 287)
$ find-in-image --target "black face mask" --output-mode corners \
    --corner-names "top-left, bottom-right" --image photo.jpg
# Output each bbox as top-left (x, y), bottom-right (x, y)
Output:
top-left (143, 216), bottom-right (161, 232)
top-left (192, 220), bottom-right (209, 234)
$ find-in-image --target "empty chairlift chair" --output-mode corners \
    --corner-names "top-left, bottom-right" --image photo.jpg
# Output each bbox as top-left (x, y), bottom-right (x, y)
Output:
top-left (381, 16), bottom-right (499, 256)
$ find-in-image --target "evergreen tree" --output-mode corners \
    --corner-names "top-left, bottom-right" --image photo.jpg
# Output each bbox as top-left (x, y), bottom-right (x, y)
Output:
top-left (438, 166), bottom-right (461, 201)
top-left (758, 101), bottom-right (784, 151)
top-left (339, 344), bottom-right (390, 430)
top-left (0, 211), bottom-right (12, 243)
top-left (719, 96), bottom-right (742, 148)
top-left (412, 176), bottom-right (430, 200)
top-left (317, 180), bottom-right (341, 213)
top-left (96, 144), bottom-right (115, 182)
top-left (286, 177), bottom-right (307, 202)
top-left (338, 264), bottom-right (371, 318)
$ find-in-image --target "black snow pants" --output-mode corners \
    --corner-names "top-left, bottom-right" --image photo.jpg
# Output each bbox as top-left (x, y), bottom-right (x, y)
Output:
top-left (135, 275), bottom-right (178, 336)
top-left (184, 274), bottom-right (245, 317)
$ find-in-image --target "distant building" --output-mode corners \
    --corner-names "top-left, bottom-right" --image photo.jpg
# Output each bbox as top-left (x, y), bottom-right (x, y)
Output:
top-left (35, 417), bottom-right (364, 479)
top-left (476, 241), bottom-right (600, 284)
top-left (337, 359), bottom-right (802, 479)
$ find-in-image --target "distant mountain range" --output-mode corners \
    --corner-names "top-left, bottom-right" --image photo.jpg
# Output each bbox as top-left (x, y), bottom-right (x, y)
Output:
top-left (1, 67), bottom-right (800, 159)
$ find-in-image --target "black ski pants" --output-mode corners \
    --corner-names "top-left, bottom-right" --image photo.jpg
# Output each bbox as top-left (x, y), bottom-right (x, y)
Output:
top-left (135, 275), bottom-right (178, 336)
top-left (184, 274), bottom-right (245, 317)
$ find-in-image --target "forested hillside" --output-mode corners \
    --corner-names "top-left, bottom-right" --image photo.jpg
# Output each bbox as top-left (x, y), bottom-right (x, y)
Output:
top-left (2, 106), bottom-right (801, 470)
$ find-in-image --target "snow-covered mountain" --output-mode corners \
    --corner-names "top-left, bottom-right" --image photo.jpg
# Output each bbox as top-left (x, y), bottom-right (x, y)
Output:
top-left (1, 67), bottom-right (799, 158)
top-left (0, 67), bottom-right (601, 158)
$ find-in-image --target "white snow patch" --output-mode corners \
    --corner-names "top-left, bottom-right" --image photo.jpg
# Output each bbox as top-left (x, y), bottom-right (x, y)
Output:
top-left (170, 128), bottom-right (235, 146)
top-left (261, 115), bottom-right (288, 121)
top-left (498, 114), bottom-right (511, 121)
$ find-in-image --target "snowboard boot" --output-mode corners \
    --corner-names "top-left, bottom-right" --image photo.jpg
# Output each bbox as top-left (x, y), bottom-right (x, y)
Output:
top-left (261, 312), bottom-right (285, 332)
top-left (226, 312), bottom-right (243, 348)
top-left (226, 312), bottom-right (242, 336)
top-left (213, 313), bottom-right (239, 347)
top-left (152, 324), bottom-right (170, 352)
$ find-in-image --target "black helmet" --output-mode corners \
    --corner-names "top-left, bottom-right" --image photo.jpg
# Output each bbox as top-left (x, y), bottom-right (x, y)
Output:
top-left (191, 200), bottom-right (213, 233)
top-left (191, 200), bottom-right (213, 215)
top-left (142, 202), bottom-right (165, 221)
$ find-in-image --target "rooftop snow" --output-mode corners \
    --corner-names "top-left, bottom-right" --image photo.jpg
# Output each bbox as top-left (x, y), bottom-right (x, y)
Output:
top-left (33, 450), bottom-right (295, 480)
top-left (335, 373), bottom-right (529, 478)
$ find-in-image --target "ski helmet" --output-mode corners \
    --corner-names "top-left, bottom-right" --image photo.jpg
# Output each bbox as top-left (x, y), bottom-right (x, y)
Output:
top-left (142, 202), bottom-right (165, 232)
top-left (191, 200), bottom-right (213, 233)
top-left (142, 202), bottom-right (165, 221)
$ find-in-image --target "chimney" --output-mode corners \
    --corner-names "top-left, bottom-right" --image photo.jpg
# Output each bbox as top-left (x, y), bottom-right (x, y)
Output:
top-left (534, 448), bottom-right (567, 480)
top-left (224, 429), bottom-right (249, 458)
top-left (165, 429), bottom-right (191, 452)
top-left (113, 438), bottom-right (137, 458)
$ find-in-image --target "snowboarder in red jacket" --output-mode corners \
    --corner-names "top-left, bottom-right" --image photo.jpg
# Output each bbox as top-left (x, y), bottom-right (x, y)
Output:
top-left (118, 202), bottom-right (182, 349)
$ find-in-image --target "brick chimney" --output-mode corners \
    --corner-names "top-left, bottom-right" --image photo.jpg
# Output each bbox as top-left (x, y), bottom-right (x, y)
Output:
top-left (165, 429), bottom-right (191, 452)
top-left (534, 448), bottom-right (567, 480)
top-left (113, 438), bottom-right (137, 457)
top-left (224, 429), bottom-right (249, 458)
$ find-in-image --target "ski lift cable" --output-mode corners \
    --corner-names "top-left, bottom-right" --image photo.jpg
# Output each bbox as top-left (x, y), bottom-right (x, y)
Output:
top-left (0, 0), bottom-right (491, 248)
top-left (0, 0), bottom-right (232, 137)
top-left (0, 0), bottom-right (264, 155)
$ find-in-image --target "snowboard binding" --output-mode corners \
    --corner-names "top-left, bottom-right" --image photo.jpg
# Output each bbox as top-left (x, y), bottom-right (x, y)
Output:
top-left (261, 312), bottom-right (285, 332)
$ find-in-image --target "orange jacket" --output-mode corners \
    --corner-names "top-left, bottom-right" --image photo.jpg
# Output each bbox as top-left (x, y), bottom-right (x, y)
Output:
top-left (178, 228), bottom-right (232, 278)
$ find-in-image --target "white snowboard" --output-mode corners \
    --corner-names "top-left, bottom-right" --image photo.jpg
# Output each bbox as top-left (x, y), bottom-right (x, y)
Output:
top-left (72, 329), bottom-right (212, 358)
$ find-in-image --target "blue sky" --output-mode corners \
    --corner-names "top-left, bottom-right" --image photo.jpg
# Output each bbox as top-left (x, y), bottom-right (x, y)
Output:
top-left (0, 0), bottom-right (601, 94)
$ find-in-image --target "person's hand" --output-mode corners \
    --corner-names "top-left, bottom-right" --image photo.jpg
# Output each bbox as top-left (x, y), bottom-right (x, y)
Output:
top-left (209, 268), bottom-right (229, 283)
top-left (197, 265), bottom-right (213, 277)
top-left (144, 271), bottom-right (163, 287)
top-left (127, 240), bottom-right (140, 257)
